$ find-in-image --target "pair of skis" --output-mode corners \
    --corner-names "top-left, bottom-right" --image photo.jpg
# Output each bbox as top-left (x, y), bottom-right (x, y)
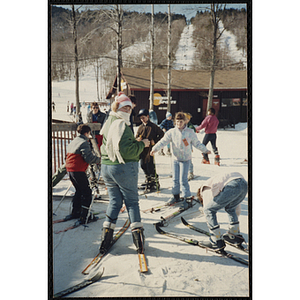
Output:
top-left (154, 197), bottom-right (199, 227)
top-left (53, 205), bottom-right (126, 234)
top-left (81, 219), bottom-right (148, 275)
top-left (155, 217), bottom-right (248, 266)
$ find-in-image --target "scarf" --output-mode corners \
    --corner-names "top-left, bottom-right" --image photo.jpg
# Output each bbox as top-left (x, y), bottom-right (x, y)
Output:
top-left (101, 110), bottom-right (131, 164)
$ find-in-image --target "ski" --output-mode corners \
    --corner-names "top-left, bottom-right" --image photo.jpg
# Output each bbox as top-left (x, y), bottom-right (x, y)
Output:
top-left (138, 253), bottom-right (148, 273)
top-left (155, 224), bottom-right (248, 266)
top-left (155, 197), bottom-right (198, 227)
top-left (138, 187), bottom-right (168, 196)
top-left (53, 267), bottom-right (104, 298)
top-left (82, 219), bottom-right (131, 275)
top-left (181, 217), bottom-right (249, 253)
top-left (53, 210), bottom-right (106, 224)
top-left (141, 198), bottom-right (185, 213)
top-left (54, 216), bottom-right (103, 234)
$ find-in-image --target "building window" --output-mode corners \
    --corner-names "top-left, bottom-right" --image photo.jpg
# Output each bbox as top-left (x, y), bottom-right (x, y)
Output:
top-left (222, 98), bottom-right (241, 107)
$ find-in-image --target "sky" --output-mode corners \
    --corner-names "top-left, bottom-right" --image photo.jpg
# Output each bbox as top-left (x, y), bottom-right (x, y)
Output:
top-left (54, 3), bottom-right (247, 20)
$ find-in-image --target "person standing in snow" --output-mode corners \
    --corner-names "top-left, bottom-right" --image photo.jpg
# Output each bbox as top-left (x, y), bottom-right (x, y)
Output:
top-left (197, 171), bottom-right (248, 251)
top-left (87, 102), bottom-right (106, 151)
top-left (150, 112), bottom-right (210, 209)
top-left (159, 112), bottom-right (174, 156)
top-left (196, 107), bottom-right (220, 165)
top-left (99, 92), bottom-right (150, 255)
top-left (136, 108), bottom-right (164, 191)
top-left (65, 124), bottom-right (101, 224)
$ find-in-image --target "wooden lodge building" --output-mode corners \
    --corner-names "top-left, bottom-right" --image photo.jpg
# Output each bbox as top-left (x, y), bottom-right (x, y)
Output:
top-left (106, 68), bottom-right (248, 127)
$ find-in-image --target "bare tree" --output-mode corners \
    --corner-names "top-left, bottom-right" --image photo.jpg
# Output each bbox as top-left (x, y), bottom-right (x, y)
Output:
top-left (207, 3), bottom-right (226, 113)
top-left (71, 5), bottom-right (80, 115)
top-left (167, 4), bottom-right (171, 112)
top-left (149, 4), bottom-right (154, 110)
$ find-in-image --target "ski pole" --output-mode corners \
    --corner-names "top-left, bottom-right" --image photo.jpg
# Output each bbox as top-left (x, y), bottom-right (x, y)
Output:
top-left (53, 182), bottom-right (72, 215)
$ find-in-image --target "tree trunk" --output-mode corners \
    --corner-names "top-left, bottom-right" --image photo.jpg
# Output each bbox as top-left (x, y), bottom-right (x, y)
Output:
top-left (116, 4), bottom-right (122, 93)
top-left (167, 4), bottom-right (171, 113)
top-left (72, 5), bottom-right (80, 116)
top-left (149, 4), bottom-right (154, 111)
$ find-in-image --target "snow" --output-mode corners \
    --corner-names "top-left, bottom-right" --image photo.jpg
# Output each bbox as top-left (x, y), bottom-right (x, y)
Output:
top-left (52, 112), bottom-right (249, 297)
top-left (173, 24), bottom-right (196, 70)
top-left (51, 24), bottom-right (251, 297)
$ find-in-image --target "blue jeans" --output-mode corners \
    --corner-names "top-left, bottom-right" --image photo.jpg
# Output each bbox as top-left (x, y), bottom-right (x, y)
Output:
top-left (102, 162), bottom-right (141, 225)
top-left (204, 178), bottom-right (248, 230)
top-left (172, 159), bottom-right (191, 198)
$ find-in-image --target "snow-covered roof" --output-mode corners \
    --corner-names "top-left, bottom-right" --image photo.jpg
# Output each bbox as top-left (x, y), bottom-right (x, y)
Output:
top-left (121, 68), bottom-right (247, 91)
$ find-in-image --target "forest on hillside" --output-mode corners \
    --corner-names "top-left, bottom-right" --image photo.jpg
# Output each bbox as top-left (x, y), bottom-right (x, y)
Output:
top-left (51, 5), bottom-right (247, 81)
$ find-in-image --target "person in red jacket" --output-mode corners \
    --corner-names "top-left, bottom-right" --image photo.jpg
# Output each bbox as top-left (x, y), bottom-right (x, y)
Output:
top-left (196, 107), bottom-right (220, 165)
top-left (65, 124), bottom-right (101, 224)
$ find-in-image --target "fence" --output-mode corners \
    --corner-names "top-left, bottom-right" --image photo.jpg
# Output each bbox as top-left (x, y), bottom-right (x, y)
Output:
top-left (52, 123), bottom-right (102, 174)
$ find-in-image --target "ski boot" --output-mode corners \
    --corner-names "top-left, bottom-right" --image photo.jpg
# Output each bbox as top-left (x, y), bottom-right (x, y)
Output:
top-left (179, 196), bottom-right (193, 210)
top-left (199, 225), bottom-right (225, 251)
top-left (132, 227), bottom-right (145, 254)
top-left (99, 222), bottom-right (116, 254)
top-left (202, 153), bottom-right (210, 164)
top-left (223, 222), bottom-right (245, 247)
top-left (167, 194), bottom-right (180, 206)
top-left (149, 176), bottom-right (160, 191)
top-left (63, 212), bottom-right (80, 222)
top-left (214, 155), bottom-right (220, 166)
top-left (199, 238), bottom-right (226, 252)
top-left (166, 148), bottom-right (171, 156)
top-left (188, 172), bottom-right (194, 181)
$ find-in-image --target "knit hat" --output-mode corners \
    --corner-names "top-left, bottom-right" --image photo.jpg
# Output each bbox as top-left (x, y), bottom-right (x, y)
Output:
top-left (166, 112), bottom-right (172, 118)
top-left (115, 92), bottom-right (132, 110)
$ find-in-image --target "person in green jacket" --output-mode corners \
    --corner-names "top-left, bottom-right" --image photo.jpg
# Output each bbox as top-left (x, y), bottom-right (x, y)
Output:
top-left (99, 92), bottom-right (150, 255)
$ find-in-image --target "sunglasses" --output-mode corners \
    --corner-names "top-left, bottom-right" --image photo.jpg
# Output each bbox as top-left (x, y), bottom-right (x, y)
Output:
top-left (92, 106), bottom-right (99, 109)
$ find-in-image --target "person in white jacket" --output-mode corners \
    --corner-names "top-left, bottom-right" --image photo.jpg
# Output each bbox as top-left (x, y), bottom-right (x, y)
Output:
top-left (197, 171), bottom-right (248, 251)
top-left (150, 112), bottom-right (210, 209)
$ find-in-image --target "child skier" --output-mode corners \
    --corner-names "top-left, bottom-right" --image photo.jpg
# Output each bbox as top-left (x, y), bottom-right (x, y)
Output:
top-left (197, 171), bottom-right (248, 251)
top-left (150, 112), bottom-right (210, 209)
top-left (65, 124), bottom-right (101, 224)
top-left (136, 108), bottom-right (164, 191)
top-left (196, 107), bottom-right (220, 165)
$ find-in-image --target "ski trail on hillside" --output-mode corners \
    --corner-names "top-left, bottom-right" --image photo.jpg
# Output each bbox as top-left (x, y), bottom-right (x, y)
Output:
top-left (173, 25), bottom-right (196, 70)
top-left (218, 20), bottom-right (247, 67)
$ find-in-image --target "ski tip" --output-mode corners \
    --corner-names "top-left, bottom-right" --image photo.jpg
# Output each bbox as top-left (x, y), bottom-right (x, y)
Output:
top-left (91, 267), bottom-right (105, 282)
top-left (181, 216), bottom-right (188, 225)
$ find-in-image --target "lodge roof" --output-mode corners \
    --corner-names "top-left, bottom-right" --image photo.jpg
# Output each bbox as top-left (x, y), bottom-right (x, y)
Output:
top-left (121, 68), bottom-right (247, 91)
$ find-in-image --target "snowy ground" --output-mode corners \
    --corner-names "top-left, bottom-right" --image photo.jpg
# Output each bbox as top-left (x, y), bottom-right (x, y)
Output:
top-left (52, 111), bottom-right (249, 297)
top-left (51, 21), bottom-right (250, 298)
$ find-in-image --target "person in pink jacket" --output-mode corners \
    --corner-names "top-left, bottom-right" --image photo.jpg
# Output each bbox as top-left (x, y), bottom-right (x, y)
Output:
top-left (196, 107), bottom-right (220, 165)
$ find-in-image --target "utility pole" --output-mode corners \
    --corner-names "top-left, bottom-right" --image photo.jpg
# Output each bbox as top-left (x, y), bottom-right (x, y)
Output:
top-left (167, 4), bottom-right (172, 112)
top-left (149, 4), bottom-right (154, 110)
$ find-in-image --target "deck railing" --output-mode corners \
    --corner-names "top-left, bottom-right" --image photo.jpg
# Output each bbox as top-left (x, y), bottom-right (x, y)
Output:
top-left (51, 123), bottom-right (102, 174)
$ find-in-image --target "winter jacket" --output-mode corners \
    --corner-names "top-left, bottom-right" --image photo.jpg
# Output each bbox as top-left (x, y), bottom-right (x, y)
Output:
top-left (136, 121), bottom-right (164, 159)
top-left (87, 110), bottom-right (106, 135)
top-left (152, 125), bottom-right (209, 161)
top-left (196, 115), bottom-right (219, 134)
top-left (199, 172), bottom-right (245, 199)
top-left (66, 134), bottom-right (100, 172)
top-left (101, 115), bottom-right (145, 165)
top-left (159, 118), bottom-right (174, 131)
